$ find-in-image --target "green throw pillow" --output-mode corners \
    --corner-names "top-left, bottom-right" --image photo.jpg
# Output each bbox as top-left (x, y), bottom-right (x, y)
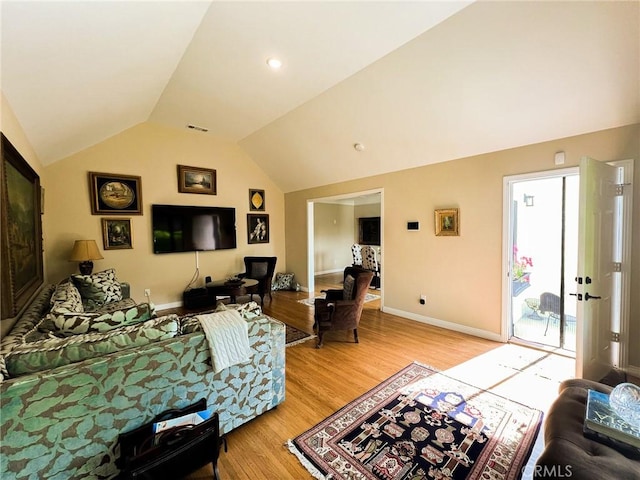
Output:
top-left (50, 302), bottom-right (155, 336)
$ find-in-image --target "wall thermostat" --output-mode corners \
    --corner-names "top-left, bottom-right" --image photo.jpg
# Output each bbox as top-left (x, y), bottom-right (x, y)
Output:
top-left (407, 221), bottom-right (419, 230)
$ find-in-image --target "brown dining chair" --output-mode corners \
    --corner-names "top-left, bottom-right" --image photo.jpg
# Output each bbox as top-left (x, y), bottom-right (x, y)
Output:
top-left (313, 266), bottom-right (374, 348)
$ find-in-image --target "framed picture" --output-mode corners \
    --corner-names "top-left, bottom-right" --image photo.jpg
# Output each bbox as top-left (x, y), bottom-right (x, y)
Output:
top-left (89, 172), bottom-right (142, 215)
top-left (102, 218), bottom-right (133, 250)
top-left (177, 165), bottom-right (216, 195)
top-left (249, 189), bottom-right (265, 211)
top-left (1, 133), bottom-right (44, 318)
top-left (435, 208), bottom-right (459, 236)
top-left (358, 216), bottom-right (381, 245)
top-left (247, 214), bottom-right (269, 244)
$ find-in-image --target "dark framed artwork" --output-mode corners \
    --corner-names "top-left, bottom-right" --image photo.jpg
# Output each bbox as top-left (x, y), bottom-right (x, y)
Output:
top-left (247, 214), bottom-right (269, 244)
top-left (89, 172), bottom-right (142, 215)
top-left (177, 165), bottom-right (216, 195)
top-left (1, 133), bottom-right (44, 319)
top-left (102, 218), bottom-right (133, 250)
top-left (435, 208), bottom-right (459, 236)
top-left (358, 217), bottom-right (381, 245)
top-left (249, 189), bottom-right (265, 211)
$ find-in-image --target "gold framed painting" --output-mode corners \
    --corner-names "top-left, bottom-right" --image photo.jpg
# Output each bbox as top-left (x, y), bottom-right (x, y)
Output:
top-left (1, 133), bottom-right (44, 318)
top-left (434, 208), bottom-right (459, 236)
top-left (249, 189), bottom-right (265, 211)
top-left (89, 172), bottom-right (142, 215)
top-left (102, 218), bottom-right (133, 250)
top-left (177, 165), bottom-right (216, 195)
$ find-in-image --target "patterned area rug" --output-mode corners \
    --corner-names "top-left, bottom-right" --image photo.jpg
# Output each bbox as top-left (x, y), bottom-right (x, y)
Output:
top-left (288, 362), bottom-right (543, 480)
top-left (297, 293), bottom-right (380, 307)
top-left (286, 323), bottom-right (316, 347)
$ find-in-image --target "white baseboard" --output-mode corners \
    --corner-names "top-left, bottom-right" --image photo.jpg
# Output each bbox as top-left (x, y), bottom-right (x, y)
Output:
top-left (382, 306), bottom-right (503, 343)
top-left (315, 268), bottom-right (345, 275)
top-left (155, 301), bottom-right (182, 311)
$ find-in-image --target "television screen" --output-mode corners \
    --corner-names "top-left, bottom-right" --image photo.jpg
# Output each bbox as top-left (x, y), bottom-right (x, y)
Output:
top-left (152, 204), bottom-right (237, 253)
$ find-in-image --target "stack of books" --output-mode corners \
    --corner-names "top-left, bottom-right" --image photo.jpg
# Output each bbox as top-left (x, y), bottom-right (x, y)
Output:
top-left (583, 389), bottom-right (640, 457)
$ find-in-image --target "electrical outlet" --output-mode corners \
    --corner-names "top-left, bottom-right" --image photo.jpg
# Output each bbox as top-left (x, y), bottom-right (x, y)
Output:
top-left (419, 295), bottom-right (426, 305)
top-left (144, 288), bottom-right (151, 297)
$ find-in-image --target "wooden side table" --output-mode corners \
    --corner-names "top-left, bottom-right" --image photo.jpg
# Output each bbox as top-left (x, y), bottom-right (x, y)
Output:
top-left (206, 278), bottom-right (259, 304)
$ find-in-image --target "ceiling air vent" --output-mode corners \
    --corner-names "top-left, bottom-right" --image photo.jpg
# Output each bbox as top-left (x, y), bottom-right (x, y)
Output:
top-left (186, 124), bottom-right (209, 133)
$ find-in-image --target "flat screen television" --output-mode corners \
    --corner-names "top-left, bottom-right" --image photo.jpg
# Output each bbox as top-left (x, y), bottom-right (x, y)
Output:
top-left (152, 204), bottom-right (237, 254)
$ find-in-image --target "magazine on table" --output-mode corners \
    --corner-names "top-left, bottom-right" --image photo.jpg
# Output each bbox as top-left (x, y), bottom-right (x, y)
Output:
top-left (153, 409), bottom-right (214, 435)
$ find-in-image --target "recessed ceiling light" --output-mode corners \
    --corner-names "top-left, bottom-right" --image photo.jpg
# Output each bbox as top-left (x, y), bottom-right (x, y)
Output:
top-left (266, 57), bottom-right (282, 70)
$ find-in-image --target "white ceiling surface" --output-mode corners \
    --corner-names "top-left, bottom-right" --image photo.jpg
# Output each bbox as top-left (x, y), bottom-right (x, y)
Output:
top-left (2, 2), bottom-right (639, 194)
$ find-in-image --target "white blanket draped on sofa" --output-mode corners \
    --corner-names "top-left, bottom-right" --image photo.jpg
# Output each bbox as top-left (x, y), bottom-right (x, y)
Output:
top-left (196, 310), bottom-right (252, 373)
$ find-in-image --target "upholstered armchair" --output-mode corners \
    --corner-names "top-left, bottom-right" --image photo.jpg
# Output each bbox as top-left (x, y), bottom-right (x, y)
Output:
top-left (239, 256), bottom-right (277, 306)
top-left (313, 266), bottom-right (374, 348)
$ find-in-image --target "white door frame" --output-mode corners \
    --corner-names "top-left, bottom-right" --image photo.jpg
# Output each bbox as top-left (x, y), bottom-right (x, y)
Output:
top-left (306, 188), bottom-right (384, 304)
top-left (607, 159), bottom-right (634, 372)
top-left (501, 167), bottom-right (578, 343)
top-left (501, 161), bottom-right (633, 374)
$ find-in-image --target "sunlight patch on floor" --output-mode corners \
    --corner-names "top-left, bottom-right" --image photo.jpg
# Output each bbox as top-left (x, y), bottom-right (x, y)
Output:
top-left (444, 343), bottom-right (575, 412)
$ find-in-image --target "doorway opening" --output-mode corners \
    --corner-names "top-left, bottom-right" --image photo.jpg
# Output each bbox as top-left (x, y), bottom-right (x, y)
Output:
top-left (306, 189), bottom-right (383, 306)
top-left (505, 169), bottom-right (579, 352)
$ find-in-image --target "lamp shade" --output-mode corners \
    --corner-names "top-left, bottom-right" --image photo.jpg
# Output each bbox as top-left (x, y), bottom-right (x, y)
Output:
top-left (69, 240), bottom-right (104, 262)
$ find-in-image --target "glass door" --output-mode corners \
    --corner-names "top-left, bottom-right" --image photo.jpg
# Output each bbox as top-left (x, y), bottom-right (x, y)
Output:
top-left (509, 174), bottom-right (578, 351)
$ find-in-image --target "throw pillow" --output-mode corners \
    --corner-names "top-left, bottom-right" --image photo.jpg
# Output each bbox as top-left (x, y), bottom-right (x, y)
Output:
top-left (5, 315), bottom-right (179, 376)
top-left (50, 302), bottom-right (155, 336)
top-left (50, 281), bottom-right (84, 313)
top-left (343, 275), bottom-right (356, 301)
top-left (71, 268), bottom-right (122, 311)
top-left (272, 272), bottom-right (295, 291)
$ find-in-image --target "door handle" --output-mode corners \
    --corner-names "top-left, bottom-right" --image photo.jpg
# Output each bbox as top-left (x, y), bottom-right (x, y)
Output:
top-left (569, 293), bottom-right (583, 301)
top-left (585, 293), bottom-right (601, 301)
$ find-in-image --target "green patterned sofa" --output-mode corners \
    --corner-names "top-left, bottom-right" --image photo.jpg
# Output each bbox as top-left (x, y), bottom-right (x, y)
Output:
top-left (0, 284), bottom-right (286, 480)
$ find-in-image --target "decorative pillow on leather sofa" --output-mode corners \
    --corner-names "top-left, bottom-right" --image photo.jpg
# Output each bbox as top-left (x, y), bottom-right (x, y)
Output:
top-left (5, 315), bottom-right (179, 376)
top-left (272, 272), bottom-right (296, 291)
top-left (49, 302), bottom-right (156, 336)
top-left (71, 268), bottom-right (122, 311)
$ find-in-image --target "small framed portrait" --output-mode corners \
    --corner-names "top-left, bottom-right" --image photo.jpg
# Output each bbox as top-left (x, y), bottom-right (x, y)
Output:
top-left (177, 165), bottom-right (216, 195)
top-left (434, 208), bottom-right (459, 236)
top-left (89, 172), bottom-right (142, 215)
top-left (102, 218), bottom-right (133, 250)
top-left (247, 214), bottom-right (269, 244)
top-left (249, 189), bottom-right (265, 211)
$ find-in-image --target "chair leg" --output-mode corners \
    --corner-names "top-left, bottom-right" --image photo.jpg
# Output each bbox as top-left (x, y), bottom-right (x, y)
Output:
top-left (544, 314), bottom-right (557, 336)
top-left (316, 331), bottom-right (324, 348)
top-left (354, 328), bottom-right (359, 343)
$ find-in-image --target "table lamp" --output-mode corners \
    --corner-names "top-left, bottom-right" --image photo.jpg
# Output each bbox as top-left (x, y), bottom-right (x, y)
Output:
top-left (69, 240), bottom-right (104, 275)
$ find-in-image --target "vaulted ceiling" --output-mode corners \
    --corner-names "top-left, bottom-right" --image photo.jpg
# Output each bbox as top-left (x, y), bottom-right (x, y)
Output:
top-left (2, 1), bottom-right (638, 193)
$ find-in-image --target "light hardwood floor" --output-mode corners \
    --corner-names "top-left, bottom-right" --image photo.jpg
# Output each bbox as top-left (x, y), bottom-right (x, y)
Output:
top-left (171, 273), bottom-right (572, 480)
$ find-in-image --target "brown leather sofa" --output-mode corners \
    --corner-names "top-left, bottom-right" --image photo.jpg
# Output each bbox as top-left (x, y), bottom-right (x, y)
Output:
top-left (535, 379), bottom-right (640, 480)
